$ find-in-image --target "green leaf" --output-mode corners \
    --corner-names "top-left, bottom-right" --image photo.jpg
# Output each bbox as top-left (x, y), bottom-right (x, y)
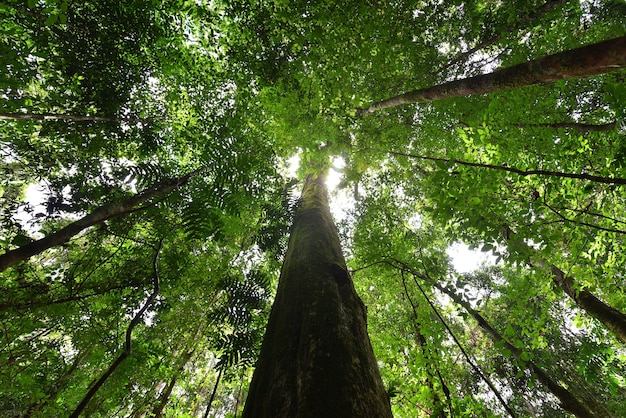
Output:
top-left (12, 234), bottom-right (32, 247)
top-left (44, 13), bottom-right (58, 25)
top-left (480, 243), bottom-right (493, 252)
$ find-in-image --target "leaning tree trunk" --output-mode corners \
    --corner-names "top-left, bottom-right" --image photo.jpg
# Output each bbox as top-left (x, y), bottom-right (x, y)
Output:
top-left (242, 175), bottom-right (392, 418)
top-left (394, 261), bottom-right (604, 418)
top-left (358, 36), bottom-right (626, 115)
top-left (0, 170), bottom-right (197, 272)
top-left (502, 225), bottom-right (626, 344)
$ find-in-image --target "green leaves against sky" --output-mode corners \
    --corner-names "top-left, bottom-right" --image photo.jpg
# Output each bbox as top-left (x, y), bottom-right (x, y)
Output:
top-left (1, 0), bottom-right (625, 416)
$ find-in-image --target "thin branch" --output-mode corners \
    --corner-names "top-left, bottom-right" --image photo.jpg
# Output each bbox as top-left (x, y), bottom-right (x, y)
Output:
top-left (407, 267), bottom-right (517, 418)
top-left (390, 258), bottom-right (601, 418)
top-left (352, 259), bottom-right (515, 416)
top-left (435, 0), bottom-right (568, 75)
top-left (514, 121), bottom-right (617, 132)
top-left (69, 240), bottom-right (163, 418)
top-left (542, 201), bottom-right (626, 235)
top-left (362, 147), bottom-right (626, 185)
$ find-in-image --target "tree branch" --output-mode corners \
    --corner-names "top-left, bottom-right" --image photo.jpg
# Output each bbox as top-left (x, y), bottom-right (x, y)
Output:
top-left (69, 240), bottom-right (163, 418)
top-left (362, 147), bottom-right (626, 185)
top-left (0, 170), bottom-right (199, 272)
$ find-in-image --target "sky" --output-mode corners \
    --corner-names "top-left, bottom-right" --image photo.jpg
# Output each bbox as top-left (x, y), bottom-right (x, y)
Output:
top-left (322, 156), bottom-right (495, 274)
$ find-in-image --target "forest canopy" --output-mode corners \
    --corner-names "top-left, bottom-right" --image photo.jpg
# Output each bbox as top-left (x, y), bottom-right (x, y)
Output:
top-left (1, 0), bottom-right (625, 417)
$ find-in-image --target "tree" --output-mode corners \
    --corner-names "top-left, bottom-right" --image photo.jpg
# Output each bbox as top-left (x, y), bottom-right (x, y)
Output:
top-left (2, 1), bottom-right (626, 417)
top-left (242, 175), bottom-right (392, 417)
top-left (357, 36), bottom-right (626, 115)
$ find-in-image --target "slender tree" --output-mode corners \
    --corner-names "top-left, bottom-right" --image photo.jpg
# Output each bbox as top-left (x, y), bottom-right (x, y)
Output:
top-left (0, 170), bottom-right (198, 272)
top-left (242, 175), bottom-right (392, 418)
top-left (391, 259), bottom-right (603, 418)
top-left (69, 241), bottom-right (162, 418)
top-left (502, 225), bottom-right (626, 344)
top-left (358, 36), bottom-right (626, 115)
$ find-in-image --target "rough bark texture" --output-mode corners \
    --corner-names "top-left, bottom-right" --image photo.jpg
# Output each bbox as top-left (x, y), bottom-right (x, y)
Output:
top-left (242, 175), bottom-right (392, 418)
top-left (358, 36), bottom-right (626, 115)
top-left (503, 226), bottom-right (626, 344)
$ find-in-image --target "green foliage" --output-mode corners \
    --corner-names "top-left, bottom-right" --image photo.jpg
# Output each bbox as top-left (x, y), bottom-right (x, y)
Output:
top-left (1, 0), bottom-right (625, 416)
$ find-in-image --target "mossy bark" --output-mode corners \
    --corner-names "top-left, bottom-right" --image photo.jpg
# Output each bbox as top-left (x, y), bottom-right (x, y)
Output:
top-left (242, 175), bottom-right (392, 418)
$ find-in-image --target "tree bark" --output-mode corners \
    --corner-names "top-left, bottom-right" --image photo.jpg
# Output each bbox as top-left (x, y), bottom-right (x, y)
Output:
top-left (0, 171), bottom-right (197, 272)
top-left (358, 36), bottom-right (626, 115)
top-left (502, 225), bottom-right (626, 344)
top-left (242, 175), bottom-right (392, 418)
top-left (392, 260), bottom-right (602, 418)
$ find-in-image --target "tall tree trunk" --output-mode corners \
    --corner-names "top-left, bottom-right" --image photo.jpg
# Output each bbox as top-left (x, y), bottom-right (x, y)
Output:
top-left (202, 368), bottom-right (223, 418)
top-left (358, 36), bottom-right (626, 115)
top-left (152, 349), bottom-right (196, 418)
top-left (242, 175), bottom-right (392, 418)
top-left (502, 225), bottom-right (626, 344)
top-left (392, 260), bottom-right (603, 418)
top-left (0, 171), bottom-right (197, 272)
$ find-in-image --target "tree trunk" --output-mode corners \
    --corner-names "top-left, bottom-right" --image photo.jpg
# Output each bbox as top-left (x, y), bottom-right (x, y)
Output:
top-left (502, 225), bottom-right (626, 344)
top-left (242, 175), bottom-right (392, 418)
top-left (395, 261), bottom-right (602, 418)
top-left (358, 36), bottom-right (626, 115)
top-left (0, 171), bottom-right (197, 272)
top-left (202, 368), bottom-right (223, 418)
